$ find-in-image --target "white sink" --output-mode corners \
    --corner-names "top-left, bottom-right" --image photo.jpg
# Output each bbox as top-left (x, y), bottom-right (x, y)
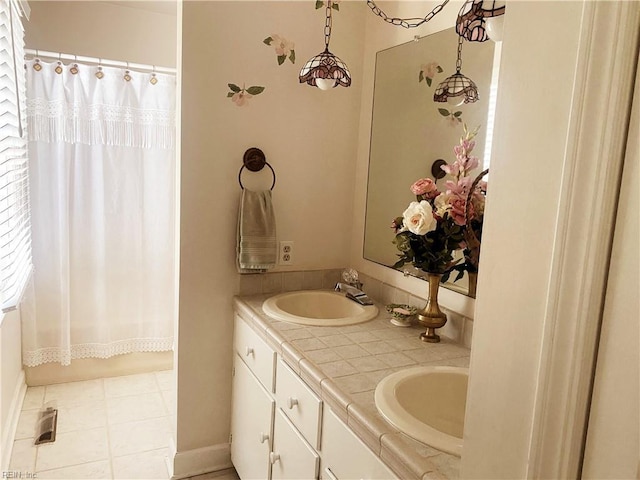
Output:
top-left (262, 290), bottom-right (378, 326)
top-left (375, 366), bottom-right (468, 457)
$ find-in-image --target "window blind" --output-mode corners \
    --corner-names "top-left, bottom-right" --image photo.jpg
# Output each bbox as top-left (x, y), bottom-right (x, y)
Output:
top-left (0, 0), bottom-right (31, 312)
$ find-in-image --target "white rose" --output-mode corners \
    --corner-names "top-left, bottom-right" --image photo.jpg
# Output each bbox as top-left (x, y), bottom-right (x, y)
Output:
top-left (402, 201), bottom-right (436, 235)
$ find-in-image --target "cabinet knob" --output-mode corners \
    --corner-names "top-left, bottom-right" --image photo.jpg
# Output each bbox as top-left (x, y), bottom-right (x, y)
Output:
top-left (245, 347), bottom-right (254, 357)
top-left (287, 397), bottom-right (298, 409)
top-left (270, 452), bottom-right (280, 464)
top-left (259, 432), bottom-right (269, 444)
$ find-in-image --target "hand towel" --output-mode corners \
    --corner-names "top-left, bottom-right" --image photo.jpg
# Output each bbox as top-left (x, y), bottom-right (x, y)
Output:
top-left (237, 189), bottom-right (277, 273)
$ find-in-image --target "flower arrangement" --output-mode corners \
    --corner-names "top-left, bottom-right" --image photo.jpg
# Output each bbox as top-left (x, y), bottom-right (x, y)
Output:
top-left (392, 124), bottom-right (487, 280)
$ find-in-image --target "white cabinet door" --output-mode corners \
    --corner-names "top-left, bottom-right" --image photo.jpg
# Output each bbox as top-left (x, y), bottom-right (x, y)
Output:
top-left (321, 408), bottom-right (397, 480)
top-left (271, 409), bottom-right (319, 480)
top-left (231, 355), bottom-right (275, 480)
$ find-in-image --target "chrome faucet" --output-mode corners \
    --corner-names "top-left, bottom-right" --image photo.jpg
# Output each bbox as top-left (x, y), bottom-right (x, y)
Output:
top-left (334, 282), bottom-right (374, 306)
top-left (339, 268), bottom-right (363, 290)
top-left (335, 270), bottom-right (374, 306)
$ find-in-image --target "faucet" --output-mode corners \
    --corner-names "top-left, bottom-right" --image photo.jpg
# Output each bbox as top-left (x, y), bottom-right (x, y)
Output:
top-left (339, 268), bottom-right (363, 290)
top-left (335, 269), bottom-right (374, 306)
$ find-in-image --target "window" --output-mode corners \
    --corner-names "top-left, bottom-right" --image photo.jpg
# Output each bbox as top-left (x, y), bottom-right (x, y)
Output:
top-left (0, 0), bottom-right (31, 312)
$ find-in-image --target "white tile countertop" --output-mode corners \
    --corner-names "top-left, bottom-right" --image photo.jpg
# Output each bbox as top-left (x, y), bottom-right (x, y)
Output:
top-left (233, 292), bottom-right (471, 480)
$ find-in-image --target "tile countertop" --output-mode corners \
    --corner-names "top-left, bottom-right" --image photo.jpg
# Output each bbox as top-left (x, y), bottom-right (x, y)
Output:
top-left (233, 293), bottom-right (471, 480)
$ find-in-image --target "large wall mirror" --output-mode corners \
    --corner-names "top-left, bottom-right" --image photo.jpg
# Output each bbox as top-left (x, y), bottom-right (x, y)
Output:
top-left (363, 27), bottom-right (499, 297)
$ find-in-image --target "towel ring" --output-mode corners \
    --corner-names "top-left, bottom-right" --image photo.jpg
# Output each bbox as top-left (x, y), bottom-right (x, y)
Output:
top-left (238, 147), bottom-right (276, 191)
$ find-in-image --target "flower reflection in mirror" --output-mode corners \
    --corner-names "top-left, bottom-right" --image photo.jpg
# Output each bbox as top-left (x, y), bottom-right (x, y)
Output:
top-left (299, 0), bottom-right (351, 89)
top-left (434, 36), bottom-right (479, 105)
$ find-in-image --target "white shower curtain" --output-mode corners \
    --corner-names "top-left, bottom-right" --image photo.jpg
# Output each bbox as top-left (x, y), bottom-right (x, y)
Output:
top-left (22, 58), bottom-right (176, 366)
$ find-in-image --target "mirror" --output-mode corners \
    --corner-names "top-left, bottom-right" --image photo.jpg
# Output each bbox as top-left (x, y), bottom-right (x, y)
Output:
top-left (363, 27), bottom-right (498, 297)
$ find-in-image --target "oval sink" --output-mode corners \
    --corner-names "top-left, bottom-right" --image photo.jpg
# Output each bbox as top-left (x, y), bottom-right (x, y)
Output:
top-left (375, 366), bottom-right (468, 456)
top-left (262, 290), bottom-right (378, 326)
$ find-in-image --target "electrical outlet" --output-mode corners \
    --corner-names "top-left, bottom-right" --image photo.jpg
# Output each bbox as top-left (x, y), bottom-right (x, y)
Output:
top-left (279, 241), bottom-right (294, 265)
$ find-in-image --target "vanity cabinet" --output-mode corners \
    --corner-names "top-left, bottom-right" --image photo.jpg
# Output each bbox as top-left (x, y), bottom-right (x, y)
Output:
top-left (232, 314), bottom-right (321, 480)
top-left (231, 311), bottom-right (397, 480)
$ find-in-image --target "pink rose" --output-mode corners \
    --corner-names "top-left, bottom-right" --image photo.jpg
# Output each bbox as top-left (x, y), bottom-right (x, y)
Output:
top-left (410, 178), bottom-right (439, 198)
top-left (449, 195), bottom-right (467, 226)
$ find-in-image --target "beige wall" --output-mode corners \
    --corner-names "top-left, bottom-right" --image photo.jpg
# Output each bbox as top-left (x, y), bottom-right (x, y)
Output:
top-left (25, 1), bottom-right (177, 67)
top-left (178, 0), bottom-right (365, 457)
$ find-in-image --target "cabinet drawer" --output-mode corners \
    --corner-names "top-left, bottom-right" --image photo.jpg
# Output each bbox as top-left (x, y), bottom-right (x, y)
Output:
top-left (321, 407), bottom-right (397, 480)
top-left (275, 357), bottom-right (322, 449)
top-left (271, 409), bottom-right (319, 480)
top-left (234, 314), bottom-right (276, 392)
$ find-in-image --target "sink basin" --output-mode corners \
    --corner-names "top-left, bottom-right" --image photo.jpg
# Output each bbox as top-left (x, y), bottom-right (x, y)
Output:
top-left (262, 290), bottom-right (378, 326)
top-left (375, 366), bottom-right (469, 456)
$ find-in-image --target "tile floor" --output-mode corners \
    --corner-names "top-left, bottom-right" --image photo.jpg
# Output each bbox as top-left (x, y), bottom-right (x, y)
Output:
top-left (9, 371), bottom-right (179, 479)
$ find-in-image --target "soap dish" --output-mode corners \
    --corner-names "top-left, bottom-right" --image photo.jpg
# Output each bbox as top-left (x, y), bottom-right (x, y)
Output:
top-left (385, 304), bottom-right (418, 327)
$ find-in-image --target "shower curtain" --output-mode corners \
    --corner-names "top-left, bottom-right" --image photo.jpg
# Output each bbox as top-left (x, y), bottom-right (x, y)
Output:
top-left (21, 58), bottom-right (176, 366)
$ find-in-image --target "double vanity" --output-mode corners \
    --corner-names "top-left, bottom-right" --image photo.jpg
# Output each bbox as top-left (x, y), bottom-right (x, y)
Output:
top-left (231, 289), bottom-right (470, 479)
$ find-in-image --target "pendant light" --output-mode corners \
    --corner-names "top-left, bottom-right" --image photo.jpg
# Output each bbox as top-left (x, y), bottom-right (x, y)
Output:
top-left (433, 36), bottom-right (479, 105)
top-left (299, 1), bottom-right (351, 90)
top-left (456, 0), bottom-right (506, 42)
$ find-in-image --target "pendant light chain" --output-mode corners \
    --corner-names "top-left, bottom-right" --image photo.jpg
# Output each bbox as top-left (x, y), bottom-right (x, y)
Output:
top-left (366, 0), bottom-right (451, 28)
top-left (324, 1), bottom-right (332, 51)
top-left (455, 35), bottom-right (463, 73)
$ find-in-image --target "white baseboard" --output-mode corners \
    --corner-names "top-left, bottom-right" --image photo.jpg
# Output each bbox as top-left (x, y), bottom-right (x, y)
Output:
top-left (169, 440), bottom-right (232, 480)
top-left (1, 370), bottom-right (27, 471)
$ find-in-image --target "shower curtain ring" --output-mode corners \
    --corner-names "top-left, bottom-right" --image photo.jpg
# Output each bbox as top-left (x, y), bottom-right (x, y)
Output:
top-left (124, 61), bottom-right (131, 82)
top-left (70, 55), bottom-right (79, 75)
top-left (55, 53), bottom-right (63, 74)
top-left (33, 50), bottom-right (42, 71)
top-left (150, 65), bottom-right (158, 85)
top-left (96, 58), bottom-right (104, 79)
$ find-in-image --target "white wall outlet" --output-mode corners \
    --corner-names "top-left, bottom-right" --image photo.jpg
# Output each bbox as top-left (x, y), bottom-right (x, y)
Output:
top-left (279, 241), bottom-right (294, 265)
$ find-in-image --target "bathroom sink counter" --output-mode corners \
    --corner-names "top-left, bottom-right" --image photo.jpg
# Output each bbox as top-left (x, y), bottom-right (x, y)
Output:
top-left (234, 293), bottom-right (470, 480)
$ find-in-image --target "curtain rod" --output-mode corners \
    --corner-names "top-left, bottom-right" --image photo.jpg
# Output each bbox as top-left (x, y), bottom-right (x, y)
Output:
top-left (24, 49), bottom-right (176, 74)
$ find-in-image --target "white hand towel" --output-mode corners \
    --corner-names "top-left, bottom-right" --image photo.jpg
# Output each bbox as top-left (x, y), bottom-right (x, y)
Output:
top-left (237, 189), bottom-right (277, 273)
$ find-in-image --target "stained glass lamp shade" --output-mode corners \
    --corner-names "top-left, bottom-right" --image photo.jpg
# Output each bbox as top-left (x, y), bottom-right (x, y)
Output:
top-left (433, 36), bottom-right (479, 105)
top-left (299, 1), bottom-right (351, 90)
top-left (456, 0), bottom-right (506, 42)
top-left (433, 72), bottom-right (479, 104)
top-left (299, 50), bottom-right (351, 90)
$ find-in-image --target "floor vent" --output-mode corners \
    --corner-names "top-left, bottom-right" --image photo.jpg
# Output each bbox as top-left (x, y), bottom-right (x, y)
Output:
top-left (34, 406), bottom-right (58, 445)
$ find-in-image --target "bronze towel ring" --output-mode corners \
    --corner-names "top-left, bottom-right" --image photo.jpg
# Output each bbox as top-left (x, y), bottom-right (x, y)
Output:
top-left (238, 147), bottom-right (276, 191)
